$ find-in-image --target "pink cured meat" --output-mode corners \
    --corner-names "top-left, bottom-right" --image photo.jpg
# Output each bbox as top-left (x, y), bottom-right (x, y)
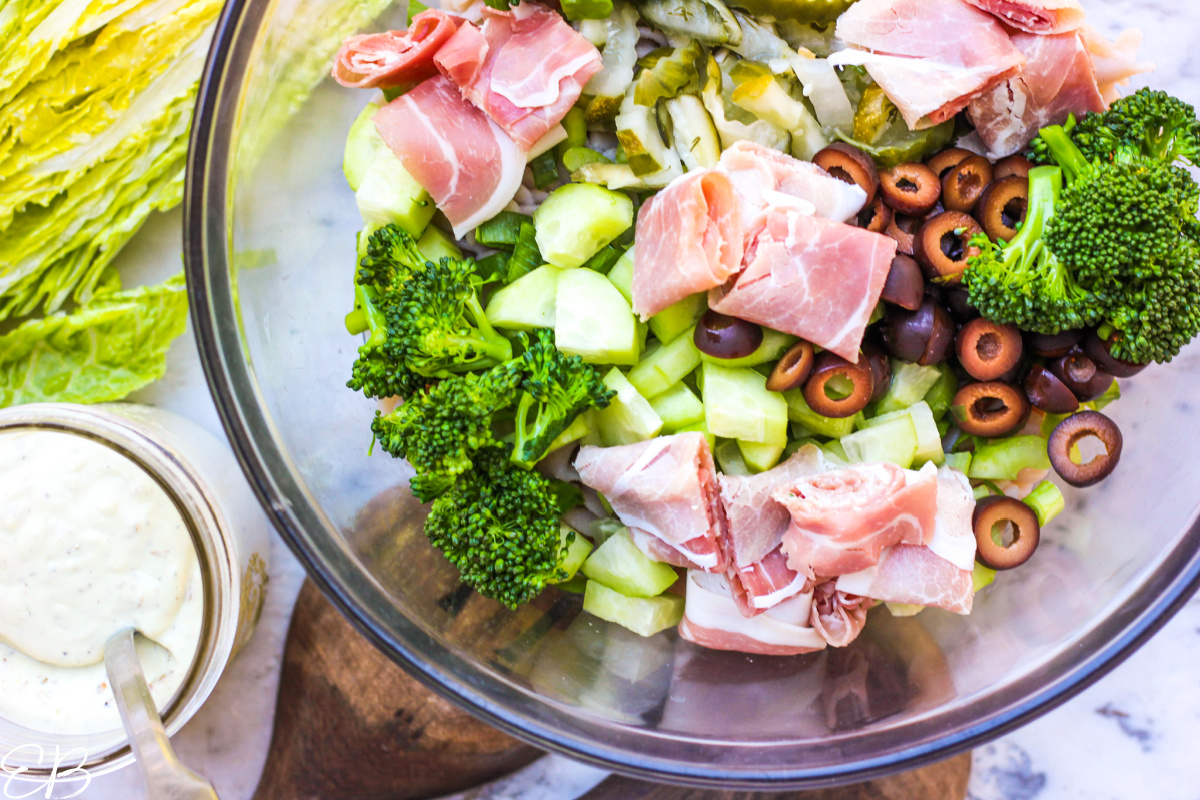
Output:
top-left (838, 545), bottom-right (974, 614)
top-left (727, 548), bottom-right (809, 616)
top-left (967, 33), bottom-right (1106, 159)
top-left (434, 3), bottom-right (602, 150)
top-left (575, 433), bottom-right (727, 572)
top-left (715, 141), bottom-right (867, 225)
top-left (831, 0), bottom-right (1026, 130)
top-left (963, 0), bottom-right (1084, 34)
top-left (809, 582), bottom-right (872, 648)
top-left (332, 10), bottom-right (462, 88)
top-left (373, 76), bottom-right (525, 237)
top-left (632, 169), bottom-right (743, 320)
top-left (709, 208), bottom-right (896, 362)
top-left (775, 462), bottom-right (939, 579)
top-left (1080, 25), bottom-right (1154, 105)
top-left (679, 572), bottom-right (826, 656)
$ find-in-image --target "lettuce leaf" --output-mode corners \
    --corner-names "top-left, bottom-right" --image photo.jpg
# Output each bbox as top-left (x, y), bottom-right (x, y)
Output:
top-left (0, 274), bottom-right (188, 407)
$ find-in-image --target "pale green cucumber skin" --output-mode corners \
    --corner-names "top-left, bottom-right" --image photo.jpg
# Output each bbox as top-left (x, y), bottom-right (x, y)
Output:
top-left (596, 368), bottom-right (664, 446)
top-left (876, 361), bottom-right (942, 415)
top-left (627, 330), bottom-right (701, 399)
top-left (583, 581), bottom-right (685, 637)
top-left (344, 101), bottom-right (384, 192)
top-left (648, 293), bottom-right (706, 344)
top-left (486, 264), bottom-right (562, 331)
top-left (783, 389), bottom-right (861, 439)
top-left (737, 439), bottom-right (784, 472)
top-left (534, 183), bottom-right (634, 269)
top-left (841, 415), bottom-right (918, 468)
top-left (862, 401), bottom-right (944, 466)
top-left (607, 247), bottom-right (635, 303)
top-left (555, 269), bottom-right (640, 365)
top-left (355, 148), bottom-right (435, 236)
top-left (582, 530), bottom-right (678, 597)
top-left (714, 438), bottom-right (752, 476)
top-left (702, 363), bottom-right (788, 447)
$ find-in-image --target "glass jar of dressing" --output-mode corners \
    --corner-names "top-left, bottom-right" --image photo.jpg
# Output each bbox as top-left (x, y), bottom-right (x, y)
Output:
top-left (0, 403), bottom-right (270, 780)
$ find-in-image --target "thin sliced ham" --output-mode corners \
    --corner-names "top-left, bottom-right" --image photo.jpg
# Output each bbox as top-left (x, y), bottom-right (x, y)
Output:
top-left (830, 0), bottom-right (1026, 130)
top-left (810, 581), bottom-right (872, 648)
top-left (967, 32), bottom-right (1106, 159)
top-left (775, 462), bottom-right (939, 580)
top-left (963, 0), bottom-right (1084, 34)
top-left (332, 10), bottom-right (463, 89)
top-left (679, 571), bottom-right (826, 656)
top-left (728, 548), bottom-right (809, 616)
top-left (632, 169), bottom-right (743, 320)
top-left (1080, 25), bottom-right (1154, 105)
top-left (709, 208), bottom-right (896, 362)
top-left (434, 3), bottom-right (602, 150)
top-left (575, 433), bottom-right (727, 572)
top-left (715, 141), bottom-right (867, 224)
top-left (373, 76), bottom-right (526, 238)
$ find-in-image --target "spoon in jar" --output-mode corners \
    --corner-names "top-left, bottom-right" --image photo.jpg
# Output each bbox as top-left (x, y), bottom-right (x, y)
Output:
top-left (104, 628), bottom-right (220, 800)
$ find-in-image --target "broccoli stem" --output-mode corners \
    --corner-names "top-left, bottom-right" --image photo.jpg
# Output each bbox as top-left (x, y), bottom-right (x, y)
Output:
top-left (1038, 124), bottom-right (1091, 185)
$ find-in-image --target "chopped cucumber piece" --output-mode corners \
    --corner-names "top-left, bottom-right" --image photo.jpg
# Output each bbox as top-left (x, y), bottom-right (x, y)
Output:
top-left (841, 415), bottom-right (918, 468)
top-left (973, 562), bottom-right (997, 592)
top-left (676, 419), bottom-right (716, 452)
top-left (650, 383), bottom-right (705, 431)
top-left (557, 575), bottom-right (589, 594)
top-left (589, 518), bottom-right (627, 546)
top-left (875, 361), bottom-right (943, 415)
top-left (649, 293), bottom-right (706, 344)
top-left (355, 148), bottom-right (435, 236)
top-left (486, 264), bottom-right (561, 331)
top-left (1025, 480), bottom-right (1065, 527)
top-left (583, 581), bottom-right (685, 637)
top-left (714, 438), bottom-right (752, 475)
top-left (416, 225), bottom-right (461, 265)
top-left (968, 436), bottom-right (1051, 481)
top-left (627, 330), bottom-right (701, 399)
top-left (886, 602), bottom-right (924, 617)
top-left (344, 101), bottom-right (384, 191)
top-left (737, 439), bottom-right (784, 472)
top-left (698, 328), bottom-right (795, 368)
top-left (607, 246), bottom-right (635, 303)
top-left (596, 368), bottom-right (664, 445)
top-left (535, 184), bottom-right (634, 268)
top-left (922, 364), bottom-right (959, 421)
top-left (702, 363), bottom-right (788, 447)
top-left (943, 451), bottom-right (972, 474)
top-left (551, 525), bottom-right (595, 583)
top-left (475, 211), bottom-right (532, 249)
top-left (863, 401), bottom-right (943, 465)
top-left (549, 410), bottom-right (596, 452)
top-left (556, 269), bottom-right (640, 365)
top-left (784, 389), bottom-right (861, 439)
top-left (583, 529), bottom-right (679, 596)
top-left (663, 94), bottom-right (721, 170)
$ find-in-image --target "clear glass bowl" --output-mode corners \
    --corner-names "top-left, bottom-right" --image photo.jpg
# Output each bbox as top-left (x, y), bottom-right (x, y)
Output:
top-left (183, 0), bottom-right (1200, 786)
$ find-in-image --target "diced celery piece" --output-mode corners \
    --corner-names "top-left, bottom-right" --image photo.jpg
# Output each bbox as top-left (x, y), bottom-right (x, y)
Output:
top-left (885, 602), bottom-right (924, 617)
top-left (676, 419), bottom-right (716, 453)
top-left (974, 484), bottom-right (996, 501)
top-left (1089, 379), bottom-right (1121, 411)
top-left (698, 328), bottom-right (796, 368)
top-left (863, 401), bottom-right (943, 466)
top-left (1025, 480), bottom-right (1065, 526)
top-left (944, 451), bottom-right (972, 474)
top-left (972, 562), bottom-right (997, 592)
top-left (702, 363), bottom-right (788, 447)
top-left (875, 361), bottom-right (942, 415)
top-left (923, 364), bottom-right (959, 420)
top-left (738, 439), bottom-right (784, 472)
top-left (548, 411), bottom-right (595, 452)
top-left (841, 415), bottom-right (918, 468)
top-left (416, 225), bottom-right (462, 264)
top-left (596, 368), bottom-right (663, 445)
top-left (628, 331), bottom-right (701, 399)
top-left (550, 525), bottom-right (595, 583)
top-left (486, 264), bottom-right (561, 331)
top-left (968, 436), bottom-right (1051, 481)
top-left (649, 294), bottom-right (706, 344)
top-left (784, 389), bottom-right (861, 439)
top-left (344, 101), bottom-right (384, 191)
top-left (822, 440), bottom-right (849, 464)
top-left (556, 269), bottom-right (639, 364)
top-left (583, 581), bottom-right (685, 637)
top-left (582, 529), bottom-right (678, 597)
top-left (534, 184), bottom-right (634, 268)
top-left (650, 383), bottom-right (705, 431)
top-left (355, 147), bottom-right (435, 236)
top-left (607, 246), bottom-right (635, 304)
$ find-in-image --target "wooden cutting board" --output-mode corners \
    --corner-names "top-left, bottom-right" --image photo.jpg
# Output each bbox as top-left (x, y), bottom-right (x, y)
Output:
top-left (249, 581), bottom-right (970, 800)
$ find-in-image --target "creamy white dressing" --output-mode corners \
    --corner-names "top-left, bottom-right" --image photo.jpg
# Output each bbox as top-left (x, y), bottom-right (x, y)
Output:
top-left (0, 430), bottom-right (203, 736)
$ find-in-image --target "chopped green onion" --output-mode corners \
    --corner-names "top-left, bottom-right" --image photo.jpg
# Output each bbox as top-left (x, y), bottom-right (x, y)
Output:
top-left (529, 149), bottom-right (560, 190)
top-left (506, 222), bottom-right (542, 283)
top-left (1024, 480), bottom-right (1065, 526)
top-left (475, 211), bottom-right (532, 249)
top-left (581, 242), bottom-right (626, 274)
top-left (562, 146), bottom-right (613, 172)
top-left (474, 252), bottom-right (510, 283)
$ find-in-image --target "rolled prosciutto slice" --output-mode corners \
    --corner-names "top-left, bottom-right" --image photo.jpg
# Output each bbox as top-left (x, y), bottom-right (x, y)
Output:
top-left (632, 169), bottom-right (743, 320)
top-left (775, 462), bottom-right (939, 580)
top-left (728, 548), bottom-right (810, 616)
top-left (374, 76), bottom-right (526, 238)
top-left (332, 10), bottom-right (463, 88)
top-left (679, 571), bottom-right (826, 656)
top-left (810, 582), bottom-right (872, 648)
top-left (963, 0), bottom-right (1084, 34)
top-left (709, 208), bottom-right (896, 362)
top-left (434, 3), bottom-right (602, 150)
top-left (575, 433), bottom-right (727, 572)
top-left (1080, 25), bottom-right (1154, 105)
top-left (715, 141), bottom-right (867, 225)
top-left (967, 32), bottom-right (1106, 159)
top-left (830, 0), bottom-right (1026, 130)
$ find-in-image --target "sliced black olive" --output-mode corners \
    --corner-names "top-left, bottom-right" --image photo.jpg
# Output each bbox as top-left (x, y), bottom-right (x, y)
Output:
top-left (914, 211), bottom-right (984, 284)
top-left (926, 147), bottom-right (973, 181)
top-left (861, 341), bottom-right (893, 403)
top-left (882, 297), bottom-right (956, 366)
top-left (858, 195), bottom-right (893, 233)
top-left (803, 352), bottom-right (875, 418)
top-left (880, 162), bottom-right (942, 216)
top-left (1024, 364), bottom-right (1080, 414)
top-left (942, 155), bottom-right (994, 214)
top-left (1027, 329), bottom-right (1083, 358)
top-left (974, 495), bottom-right (1041, 570)
top-left (994, 154), bottom-right (1033, 180)
top-left (1048, 410), bottom-right (1123, 487)
top-left (976, 176), bottom-right (1029, 243)
top-left (765, 340), bottom-right (815, 392)
top-left (956, 318), bottom-right (1024, 381)
top-left (881, 254), bottom-right (925, 311)
top-left (942, 287), bottom-right (979, 322)
top-left (1048, 348), bottom-right (1114, 402)
top-left (952, 381), bottom-right (1030, 437)
top-left (694, 311), bottom-right (763, 360)
top-left (1083, 329), bottom-right (1147, 378)
top-left (814, 143), bottom-right (879, 206)
top-left (886, 213), bottom-right (921, 256)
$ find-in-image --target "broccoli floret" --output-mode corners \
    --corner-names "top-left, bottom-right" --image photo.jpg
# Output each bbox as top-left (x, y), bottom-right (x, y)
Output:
top-left (510, 329), bottom-right (615, 468)
top-left (1104, 227), bottom-right (1200, 364)
top-left (425, 447), bottom-right (568, 608)
top-left (371, 368), bottom-right (523, 501)
top-left (964, 166), bottom-right (1100, 334)
top-left (1072, 89), bottom-right (1200, 167)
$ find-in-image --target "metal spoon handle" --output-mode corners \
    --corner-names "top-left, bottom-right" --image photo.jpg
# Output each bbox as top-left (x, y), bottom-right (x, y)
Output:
top-left (105, 628), bottom-right (219, 800)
